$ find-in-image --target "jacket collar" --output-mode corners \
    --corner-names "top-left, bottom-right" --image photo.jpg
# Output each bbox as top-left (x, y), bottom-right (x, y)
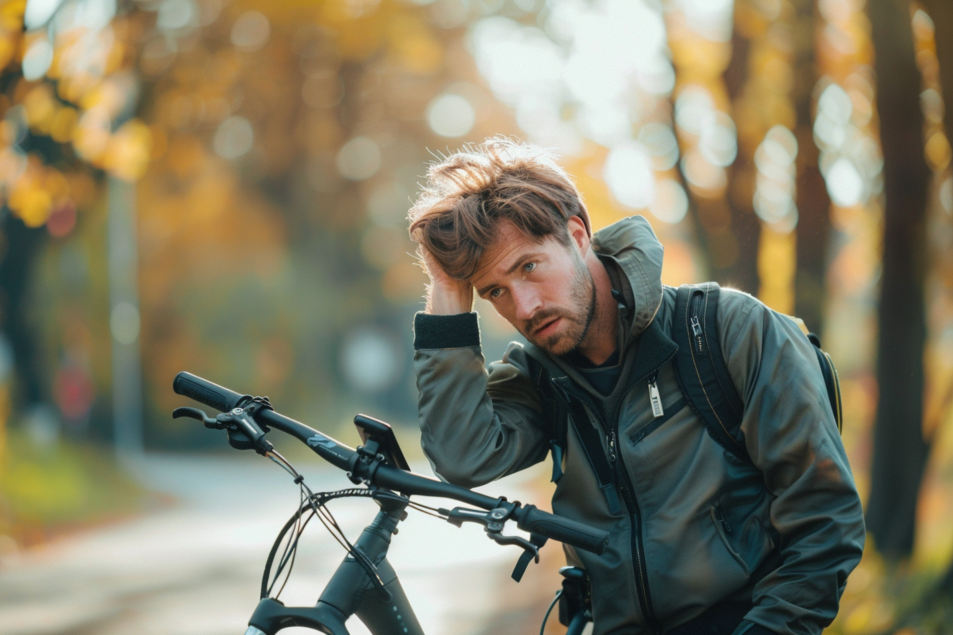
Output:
top-left (551, 317), bottom-right (678, 417)
top-left (589, 215), bottom-right (665, 346)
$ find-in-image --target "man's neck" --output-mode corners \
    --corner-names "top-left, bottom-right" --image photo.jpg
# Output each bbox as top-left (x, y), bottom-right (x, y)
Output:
top-left (574, 250), bottom-right (619, 366)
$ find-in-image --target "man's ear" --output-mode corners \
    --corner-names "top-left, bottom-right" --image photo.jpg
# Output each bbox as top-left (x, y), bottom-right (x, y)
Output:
top-left (567, 216), bottom-right (590, 253)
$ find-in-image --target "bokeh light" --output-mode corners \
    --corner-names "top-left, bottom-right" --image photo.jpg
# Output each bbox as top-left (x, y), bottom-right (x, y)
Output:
top-left (604, 142), bottom-right (655, 210)
top-left (337, 136), bottom-right (381, 181)
top-left (213, 116), bottom-right (254, 160)
top-left (230, 11), bottom-right (270, 52)
top-left (426, 93), bottom-right (476, 138)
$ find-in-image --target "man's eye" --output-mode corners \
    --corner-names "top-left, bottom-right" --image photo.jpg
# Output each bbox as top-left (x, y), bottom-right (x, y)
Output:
top-left (523, 262), bottom-right (536, 273)
top-left (489, 288), bottom-right (503, 299)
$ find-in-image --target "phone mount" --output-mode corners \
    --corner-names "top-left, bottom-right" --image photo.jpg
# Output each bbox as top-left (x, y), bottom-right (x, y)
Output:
top-left (353, 414), bottom-right (410, 472)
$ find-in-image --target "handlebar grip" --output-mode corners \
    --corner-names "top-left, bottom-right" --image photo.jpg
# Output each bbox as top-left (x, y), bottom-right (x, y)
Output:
top-left (516, 505), bottom-right (609, 555)
top-left (173, 372), bottom-right (246, 413)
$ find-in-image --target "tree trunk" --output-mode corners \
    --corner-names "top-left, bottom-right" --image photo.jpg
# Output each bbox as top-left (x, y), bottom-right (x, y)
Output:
top-left (865, 0), bottom-right (932, 559)
top-left (791, 0), bottom-right (831, 335)
top-left (0, 215), bottom-right (47, 410)
top-left (683, 25), bottom-right (761, 294)
top-left (914, 0), bottom-right (953, 591)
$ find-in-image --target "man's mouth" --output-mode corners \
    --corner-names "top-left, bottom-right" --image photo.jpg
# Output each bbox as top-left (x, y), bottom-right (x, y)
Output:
top-left (534, 317), bottom-right (561, 337)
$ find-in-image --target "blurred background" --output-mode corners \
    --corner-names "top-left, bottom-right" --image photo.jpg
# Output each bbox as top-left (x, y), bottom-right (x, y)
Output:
top-left (0, 0), bottom-right (951, 632)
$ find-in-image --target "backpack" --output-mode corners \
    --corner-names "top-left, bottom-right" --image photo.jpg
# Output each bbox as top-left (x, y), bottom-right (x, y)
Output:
top-left (527, 282), bottom-right (843, 488)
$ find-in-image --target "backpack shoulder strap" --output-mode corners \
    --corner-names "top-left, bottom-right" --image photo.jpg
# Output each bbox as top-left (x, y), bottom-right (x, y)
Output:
top-left (671, 283), bottom-right (750, 464)
top-left (811, 337), bottom-right (843, 433)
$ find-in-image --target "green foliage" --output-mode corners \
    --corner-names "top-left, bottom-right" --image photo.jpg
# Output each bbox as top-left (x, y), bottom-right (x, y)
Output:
top-left (0, 431), bottom-right (144, 544)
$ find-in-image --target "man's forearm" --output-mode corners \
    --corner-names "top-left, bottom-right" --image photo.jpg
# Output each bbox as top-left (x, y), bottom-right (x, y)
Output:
top-left (426, 278), bottom-right (474, 314)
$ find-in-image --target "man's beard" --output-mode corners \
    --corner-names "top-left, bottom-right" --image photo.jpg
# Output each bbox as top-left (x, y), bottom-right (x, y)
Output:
top-left (522, 252), bottom-right (597, 356)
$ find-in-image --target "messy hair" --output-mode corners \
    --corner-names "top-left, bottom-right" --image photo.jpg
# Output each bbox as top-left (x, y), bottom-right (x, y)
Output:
top-left (408, 137), bottom-right (591, 280)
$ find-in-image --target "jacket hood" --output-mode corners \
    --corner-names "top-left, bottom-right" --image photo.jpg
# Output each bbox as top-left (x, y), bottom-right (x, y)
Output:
top-left (590, 215), bottom-right (664, 342)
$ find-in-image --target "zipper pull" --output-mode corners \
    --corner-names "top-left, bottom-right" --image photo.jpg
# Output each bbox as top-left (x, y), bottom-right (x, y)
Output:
top-left (714, 506), bottom-right (732, 534)
top-left (648, 375), bottom-right (664, 418)
top-left (690, 315), bottom-right (703, 353)
top-left (607, 430), bottom-right (617, 462)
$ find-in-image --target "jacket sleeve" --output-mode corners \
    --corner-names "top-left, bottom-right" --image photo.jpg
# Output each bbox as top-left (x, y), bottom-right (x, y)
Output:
top-left (718, 291), bottom-right (866, 635)
top-left (413, 312), bottom-right (551, 488)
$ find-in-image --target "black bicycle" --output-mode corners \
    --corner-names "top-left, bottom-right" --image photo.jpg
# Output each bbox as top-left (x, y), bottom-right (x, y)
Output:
top-left (172, 371), bottom-right (605, 635)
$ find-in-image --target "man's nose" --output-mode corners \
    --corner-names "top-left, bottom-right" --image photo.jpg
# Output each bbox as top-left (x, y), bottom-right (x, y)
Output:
top-left (512, 286), bottom-right (541, 322)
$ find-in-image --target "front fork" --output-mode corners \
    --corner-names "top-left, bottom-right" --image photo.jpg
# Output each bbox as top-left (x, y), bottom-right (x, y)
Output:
top-left (246, 497), bottom-right (424, 635)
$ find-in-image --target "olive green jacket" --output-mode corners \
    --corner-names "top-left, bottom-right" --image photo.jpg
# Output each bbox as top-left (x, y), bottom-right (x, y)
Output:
top-left (412, 216), bottom-right (864, 635)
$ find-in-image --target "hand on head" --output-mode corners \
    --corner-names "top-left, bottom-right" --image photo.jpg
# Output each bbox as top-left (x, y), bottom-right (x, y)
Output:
top-left (418, 245), bottom-right (474, 315)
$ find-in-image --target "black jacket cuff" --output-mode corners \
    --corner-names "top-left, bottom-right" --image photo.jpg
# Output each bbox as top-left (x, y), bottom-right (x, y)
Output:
top-left (413, 312), bottom-right (480, 349)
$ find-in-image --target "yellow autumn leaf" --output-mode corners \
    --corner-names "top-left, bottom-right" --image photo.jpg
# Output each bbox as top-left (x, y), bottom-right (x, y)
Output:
top-left (9, 179), bottom-right (53, 227)
top-left (104, 119), bottom-right (153, 181)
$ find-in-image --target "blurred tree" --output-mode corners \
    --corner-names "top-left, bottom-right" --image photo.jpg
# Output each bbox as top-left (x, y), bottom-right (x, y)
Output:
top-left (909, 0), bottom-right (953, 605)
top-left (792, 0), bottom-right (832, 333)
top-left (719, 7), bottom-right (760, 296)
top-left (0, 216), bottom-right (46, 408)
top-left (1, 2), bottom-right (129, 433)
top-left (0, 0), bottom-right (153, 447)
top-left (668, 4), bottom-right (761, 294)
top-left (865, 0), bottom-right (931, 559)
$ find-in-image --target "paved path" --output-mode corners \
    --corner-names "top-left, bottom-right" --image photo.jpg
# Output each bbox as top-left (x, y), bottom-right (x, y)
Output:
top-left (0, 454), bottom-right (569, 635)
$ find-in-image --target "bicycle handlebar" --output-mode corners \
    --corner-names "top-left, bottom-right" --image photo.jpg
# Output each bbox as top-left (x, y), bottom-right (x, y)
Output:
top-left (511, 505), bottom-right (608, 554)
top-left (173, 372), bottom-right (246, 413)
top-left (173, 371), bottom-right (609, 555)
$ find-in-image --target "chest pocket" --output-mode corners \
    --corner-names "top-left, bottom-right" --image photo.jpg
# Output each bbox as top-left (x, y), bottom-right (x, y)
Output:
top-left (629, 396), bottom-right (687, 446)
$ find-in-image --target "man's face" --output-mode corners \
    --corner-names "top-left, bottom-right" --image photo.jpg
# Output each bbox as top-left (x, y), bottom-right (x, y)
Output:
top-left (470, 220), bottom-right (596, 356)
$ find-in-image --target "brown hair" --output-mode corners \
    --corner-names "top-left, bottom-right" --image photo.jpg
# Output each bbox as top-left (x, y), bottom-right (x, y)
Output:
top-left (408, 137), bottom-right (591, 280)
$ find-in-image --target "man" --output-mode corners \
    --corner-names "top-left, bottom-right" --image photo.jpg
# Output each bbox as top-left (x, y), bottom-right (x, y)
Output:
top-left (407, 137), bottom-right (865, 635)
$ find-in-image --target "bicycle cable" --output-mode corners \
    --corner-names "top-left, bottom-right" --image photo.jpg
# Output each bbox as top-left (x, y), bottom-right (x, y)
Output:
top-left (261, 449), bottom-right (503, 603)
top-left (540, 589), bottom-right (563, 635)
top-left (262, 449), bottom-right (390, 601)
top-left (371, 490), bottom-right (448, 521)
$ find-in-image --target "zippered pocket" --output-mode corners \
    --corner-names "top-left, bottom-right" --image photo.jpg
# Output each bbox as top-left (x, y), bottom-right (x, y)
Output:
top-left (710, 506), bottom-right (750, 576)
top-left (629, 398), bottom-right (686, 446)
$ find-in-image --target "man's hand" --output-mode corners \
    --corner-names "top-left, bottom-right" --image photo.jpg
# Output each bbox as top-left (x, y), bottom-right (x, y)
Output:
top-left (419, 246), bottom-right (474, 315)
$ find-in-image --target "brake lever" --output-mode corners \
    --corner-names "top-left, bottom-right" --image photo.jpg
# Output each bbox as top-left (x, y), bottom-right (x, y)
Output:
top-left (445, 507), bottom-right (488, 528)
top-left (486, 532), bottom-right (540, 563)
top-left (172, 405), bottom-right (274, 456)
top-left (444, 506), bottom-right (535, 559)
top-left (172, 407), bottom-right (218, 427)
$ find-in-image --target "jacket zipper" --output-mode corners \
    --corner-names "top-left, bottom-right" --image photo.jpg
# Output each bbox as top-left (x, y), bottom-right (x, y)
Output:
top-left (689, 292), bottom-right (703, 353)
top-left (606, 418), bottom-right (656, 632)
top-left (572, 352), bottom-right (677, 634)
